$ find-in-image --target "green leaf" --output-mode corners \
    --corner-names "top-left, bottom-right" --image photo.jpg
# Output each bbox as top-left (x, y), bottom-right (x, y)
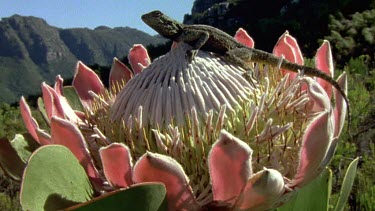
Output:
top-left (20, 145), bottom-right (94, 211)
top-left (10, 133), bottom-right (39, 163)
top-left (0, 137), bottom-right (26, 180)
top-left (63, 86), bottom-right (84, 111)
top-left (277, 168), bottom-right (332, 211)
top-left (333, 157), bottom-right (359, 211)
top-left (67, 183), bottom-right (168, 211)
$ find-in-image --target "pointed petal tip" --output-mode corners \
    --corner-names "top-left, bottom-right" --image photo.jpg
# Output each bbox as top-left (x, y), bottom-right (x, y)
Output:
top-left (234, 28), bottom-right (254, 48)
top-left (35, 129), bottom-right (51, 145)
top-left (209, 130), bottom-right (253, 204)
top-left (273, 32), bottom-right (303, 79)
top-left (109, 57), bottom-right (133, 86)
top-left (133, 152), bottom-right (200, 211)
top-left (291, 111), bottom-right (333, 187)
top-left (99, 143), bottom-right (133, 188)
top-left (128, 44), bottom-right (151, 74)
top-left (236, 169), bottom-right (285, 210)
top-left (54, 75), bottom-right (64, 96)
top-left (19, 97), bottom-right (39, 143)
top-left (315, 40), bottom-right (334, 98)
top-left (72, 61), bottom-right (105, 108)
top-left (333, 73), bottom-right (348, 137)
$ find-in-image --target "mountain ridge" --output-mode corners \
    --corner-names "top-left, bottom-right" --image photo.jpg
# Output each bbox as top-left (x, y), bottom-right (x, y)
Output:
top-left (0, 14), bottom-right (165, 104)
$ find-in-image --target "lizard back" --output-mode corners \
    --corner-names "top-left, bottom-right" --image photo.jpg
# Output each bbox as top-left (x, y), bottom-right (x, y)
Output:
top-left (183, 24), bottom-right (244, 54)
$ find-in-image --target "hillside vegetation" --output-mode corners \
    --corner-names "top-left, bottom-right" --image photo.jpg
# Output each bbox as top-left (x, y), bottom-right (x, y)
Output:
top-left (0, 15), bottom-right (165, 104)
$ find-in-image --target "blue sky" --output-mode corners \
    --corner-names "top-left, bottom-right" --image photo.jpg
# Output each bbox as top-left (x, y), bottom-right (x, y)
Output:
top-left (0, 0), bottom-right (195, 35)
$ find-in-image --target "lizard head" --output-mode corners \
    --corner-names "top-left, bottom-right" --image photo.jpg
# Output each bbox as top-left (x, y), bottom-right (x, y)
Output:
top-left (141, 10), bottom-right (183, 39)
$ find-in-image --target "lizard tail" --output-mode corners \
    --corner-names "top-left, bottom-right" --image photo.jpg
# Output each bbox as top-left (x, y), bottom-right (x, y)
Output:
top-left (281, 62), bottom-right (352, 135)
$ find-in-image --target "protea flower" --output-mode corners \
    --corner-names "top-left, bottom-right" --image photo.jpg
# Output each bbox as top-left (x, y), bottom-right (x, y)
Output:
top-left (17, 28), bottom-right (347, 211)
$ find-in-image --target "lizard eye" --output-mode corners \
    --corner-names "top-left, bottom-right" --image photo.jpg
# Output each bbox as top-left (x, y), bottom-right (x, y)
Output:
top-left (153, 10), bottom-right (163, 17)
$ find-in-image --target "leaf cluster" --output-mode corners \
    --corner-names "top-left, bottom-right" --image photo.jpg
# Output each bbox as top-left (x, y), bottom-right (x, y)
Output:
top-left (326, 9), bottom-right (375, 67)
top-left (184, 0), bottom-right (374, 56)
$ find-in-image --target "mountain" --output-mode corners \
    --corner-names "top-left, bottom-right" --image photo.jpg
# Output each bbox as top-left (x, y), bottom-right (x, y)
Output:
top-left (0, 15), bottom-right (165, 104)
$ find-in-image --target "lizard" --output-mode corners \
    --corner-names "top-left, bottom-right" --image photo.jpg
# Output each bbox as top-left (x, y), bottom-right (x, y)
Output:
top-left (141, 10), bottom-right (351, 130)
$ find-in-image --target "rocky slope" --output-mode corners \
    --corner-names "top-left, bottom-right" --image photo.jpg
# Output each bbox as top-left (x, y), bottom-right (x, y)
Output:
top-left (0, 15), bottom-right (165, 104)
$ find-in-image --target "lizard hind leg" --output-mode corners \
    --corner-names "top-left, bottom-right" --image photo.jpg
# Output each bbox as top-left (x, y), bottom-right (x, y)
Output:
top-left (186, 50), bottom-right (198, 62)
top-left (225, 50), bottom-right (258, 87)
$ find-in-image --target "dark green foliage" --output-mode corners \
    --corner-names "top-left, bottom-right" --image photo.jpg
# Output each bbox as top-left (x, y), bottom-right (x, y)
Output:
top-left (353, 146), bottom-right (375, 211)
top-left (0, 184), bottom-right (21, 211)
top-left (0, 101), bottom-right (48, 140)
top-left (0, 103), bottom-right (25, 140)
top-left (331, 151), bottom-right (374, 211)
top-left (325, 10), bottom-right (375, 68)
top-left (0, 57), bottom-right (44, 104)
top-left (184, 0), bottom-right (374, 56)
top-left (328, 56), bottom-right (375, 210)
top-left (191, 0), bottom-right (227, 14)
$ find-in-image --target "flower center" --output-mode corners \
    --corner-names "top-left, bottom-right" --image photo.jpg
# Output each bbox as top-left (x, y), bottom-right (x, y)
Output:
top-left (110, 43), bottom-right (257, 126)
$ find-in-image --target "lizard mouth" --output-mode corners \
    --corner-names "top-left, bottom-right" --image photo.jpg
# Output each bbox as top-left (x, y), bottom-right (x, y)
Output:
top-left (141, 10), bottom-right (183, 39)
top-left (141, 10), bottom-right (164, 27)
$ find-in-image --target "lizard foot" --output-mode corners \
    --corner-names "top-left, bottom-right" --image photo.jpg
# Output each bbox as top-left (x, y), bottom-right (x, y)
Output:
top-left (186, 50), bottom-right (198, 62)
top-left (242, 70), bottom-right (258, 87)
top-left (224, 51), bottom-right (259, 87)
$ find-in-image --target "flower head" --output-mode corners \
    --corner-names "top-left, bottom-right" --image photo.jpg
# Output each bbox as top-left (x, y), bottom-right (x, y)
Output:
top-left (18, 29), bottom-right (347, 210)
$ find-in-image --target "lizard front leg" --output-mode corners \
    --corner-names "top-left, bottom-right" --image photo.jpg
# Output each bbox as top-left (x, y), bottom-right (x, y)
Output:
top-left (179, 29), bottom-right (210, 62)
